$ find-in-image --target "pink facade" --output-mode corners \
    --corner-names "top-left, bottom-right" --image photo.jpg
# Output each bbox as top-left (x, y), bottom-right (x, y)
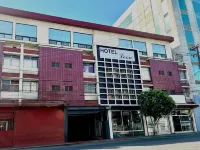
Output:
top-left (38, 47), bottom-right (85, 106)
top-left (149, 59), bottom-right (182, 93)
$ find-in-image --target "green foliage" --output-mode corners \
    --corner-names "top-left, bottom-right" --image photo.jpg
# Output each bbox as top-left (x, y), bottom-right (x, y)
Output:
top-left (138, 90), bottom-right (176, 134)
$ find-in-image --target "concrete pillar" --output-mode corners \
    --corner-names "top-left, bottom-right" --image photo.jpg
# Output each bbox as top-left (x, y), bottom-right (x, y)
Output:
top-left (64, 107), bottom-right (68, 142)
top-left (108, 110), bottom-right (113, 139)
top-left (191, 110), bottom-right (197, 132)
top-left (143, 116), bottom-right (149, 136)
top-left (19, 43), bottom-right (24, 102)
top-left (169, 115), bottom-right (175, 133)
top-left (71, 32), bottom-right (73, 47)
top-left (12, 22), bottom-right (16, 40)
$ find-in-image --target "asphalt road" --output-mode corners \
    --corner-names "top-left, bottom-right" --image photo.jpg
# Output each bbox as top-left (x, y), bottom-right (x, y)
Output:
top-left (24, 133), bottom-right (200, 150)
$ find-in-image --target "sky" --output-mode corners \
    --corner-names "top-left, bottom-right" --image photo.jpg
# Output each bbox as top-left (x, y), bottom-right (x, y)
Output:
top-left (0, 0), bottom-right (134, 26)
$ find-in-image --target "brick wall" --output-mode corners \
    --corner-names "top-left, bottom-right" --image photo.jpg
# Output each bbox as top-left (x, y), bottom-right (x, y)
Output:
top-left (149, 60), bottom-right (182, 93)
top-left (39, 47), bottom-right (84, 106)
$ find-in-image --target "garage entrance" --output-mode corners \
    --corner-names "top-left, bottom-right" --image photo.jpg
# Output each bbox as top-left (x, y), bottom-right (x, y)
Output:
top-left (66, 107), bottom-right (108, 142)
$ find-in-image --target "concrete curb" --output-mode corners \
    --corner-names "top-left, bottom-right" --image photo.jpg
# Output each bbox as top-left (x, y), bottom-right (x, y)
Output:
top-left (8, 132), bottom-right (200, 150)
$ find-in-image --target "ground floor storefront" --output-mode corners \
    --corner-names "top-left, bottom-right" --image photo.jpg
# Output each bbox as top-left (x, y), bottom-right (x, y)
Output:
top-left (108, 107), bottom-right (198, 139)
top-left (0, 106), bottom-right (198, 148)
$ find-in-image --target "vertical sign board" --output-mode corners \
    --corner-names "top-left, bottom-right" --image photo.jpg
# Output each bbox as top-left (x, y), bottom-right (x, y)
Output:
top-left (96, 45), bottom-right (142, 106)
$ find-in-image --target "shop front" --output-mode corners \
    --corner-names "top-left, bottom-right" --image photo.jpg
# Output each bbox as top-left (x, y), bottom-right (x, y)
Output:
top-left (111, 110), bottom-right (145, 138)
top-left (172, 110), bottom-right (194, 133)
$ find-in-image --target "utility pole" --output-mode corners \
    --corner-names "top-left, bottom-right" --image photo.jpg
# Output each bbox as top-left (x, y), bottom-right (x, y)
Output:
top-left (190, 44), bottom-right (200, 68)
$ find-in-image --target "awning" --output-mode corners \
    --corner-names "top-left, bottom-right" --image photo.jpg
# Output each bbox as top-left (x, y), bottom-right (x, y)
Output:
top-left (176, 104), bottom-right (199, 109)
top-left (67, 106), bottom-right (109, 115)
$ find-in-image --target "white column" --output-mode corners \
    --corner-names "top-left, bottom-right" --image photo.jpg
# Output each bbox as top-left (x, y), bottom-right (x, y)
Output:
top-left (71, 32), bottom-right (73, 47)
top-left (108, 110), bottom-right (113, 139)
top-left (192, 110), bottom-right (197, 132)
top-left (19, 43), bottom-right (24, 103)
top-left (143, 116), bottom-right (148, 136)
top-left (169, 115), bottom-right (175, 133)
top-left (12, 22), bottom-right (16, 40)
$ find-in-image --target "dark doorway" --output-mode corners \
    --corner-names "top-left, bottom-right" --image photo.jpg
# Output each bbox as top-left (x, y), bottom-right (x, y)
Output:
top-left (173, 116), bottom-right (182, 131)
top-left (68, 114), bottom-right (99, 142)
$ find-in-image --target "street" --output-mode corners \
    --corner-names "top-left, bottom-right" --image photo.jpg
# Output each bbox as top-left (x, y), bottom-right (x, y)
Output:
top-left (25, 133), bottom-right (200, 150)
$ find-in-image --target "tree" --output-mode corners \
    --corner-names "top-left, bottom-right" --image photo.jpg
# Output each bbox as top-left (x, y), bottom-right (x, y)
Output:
top-left (138, 90), bottom-right (176, 135)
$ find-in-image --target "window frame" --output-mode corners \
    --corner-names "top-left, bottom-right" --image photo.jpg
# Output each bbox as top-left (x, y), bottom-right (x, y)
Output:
top-left (133, 41), bottom-right (148, 56)
top-left (0, 20), bottom-right (13, 39)
top-left (159, 71), bottom-right (165, 75)
top-left (65, 63), bottom-right (72, 69)
top-left (15, 23), bottom-right (37, 42)
top-left (83, 63), bottom-right (95, 73)
top-left (84, 82), bottom-right (96, 94)
top-left (167, 71), bottom-right (172, 76)
top-left (52, 62), bottom-right (60, 68)
top-left (24, 56), bottom-right (38, 68)
top-left (49, 28), bottom-right (71, 46)
top-left (152, 44), bottom-right (167, 58)
top-left (22, 81), bottom-right (38, 92)
top-left (52, 85), bottom-right (60, 92)
top-left (73, 32), bottom-right (93, 49)
top-left (3, 54), bottom-right (20, 67)
top-left (65, 86), bottom-right (73, 92)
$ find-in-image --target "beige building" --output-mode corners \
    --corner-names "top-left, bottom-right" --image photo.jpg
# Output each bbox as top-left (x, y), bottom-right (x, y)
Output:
top-left (113, 0), bottom-right (180, 49)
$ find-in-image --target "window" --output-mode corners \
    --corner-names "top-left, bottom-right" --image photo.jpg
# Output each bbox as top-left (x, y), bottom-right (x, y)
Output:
top-left (143, 86), bottom-right (152, 91)
top-left (84, 82), bottom-right (96, 93)
top-left (152, 44), bottom-right (166, 58)
top-left (159, 71), bottom-right (165, 75)
top-left (185, 30), bottom-right (194, 44)
top-left (119, 39), bottom-right (132, 48)
top-left (49, 28), bottom-right (71, 46)
top-left (192, 1), bottom-right (200, 15)
top-left (0, 119), bottom-right (14, 131)
top-left (2, 80), bottom-right (19, 92)
top-left (73, 32), bottom-right (92, 49)
top-left (3, 54), bottom-right (20, 67)
top-left (16, 23), bottom-right (37, 42)
top-left (181, 14), bottom-right (191, 28)
top-left (52, 85), bottom-right (60, 92)
top-left (133, 41), bottom-right (147, 56)
top-left (196, 17), bottom-right (200, 31)
top-left (65, 86), bottom-right (73, 92)
top-left (141, 68), bottom-right (151, 80)
top-left (169, 90), bottom-right (175, 95)
top-left (178, 0), bottom-right (187, 11)
top-left (83, 63), bottom-right (94, 73)
top-left (183, 88), bottom-right (190, 97)
top-left (118, 13), bottom-right (132, 28)
top-left (52, 62), bottom-right (60, 68)
top-left (23, 81), bottom-right (38, 92)
top-left (167, 71), bottom-right (172, 76)
top-left (0, 21), bottom-right (13, 39)
top-left (164, 15), bottom-right (171, 34)
top-left (65, 63), bottom-right (72, 69)
top-left (24, 56), bottom-right (38, 68)
top-left (112, 111), bottom-right (143, 133)
top-left (180, 70), bottom-right (187, 79)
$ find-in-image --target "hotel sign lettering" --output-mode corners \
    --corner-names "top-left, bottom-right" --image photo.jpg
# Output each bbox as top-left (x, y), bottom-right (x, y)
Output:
top-left (99, 47), bottom-right (135, 61)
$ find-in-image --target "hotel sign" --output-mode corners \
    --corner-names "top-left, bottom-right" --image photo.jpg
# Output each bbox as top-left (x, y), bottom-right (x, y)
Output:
top-left (99, 47), bottom-right (135, 61)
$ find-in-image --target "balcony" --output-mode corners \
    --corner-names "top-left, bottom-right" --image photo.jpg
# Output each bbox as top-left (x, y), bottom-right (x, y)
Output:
top-left (1, 84), bottom-right (19, 99)
top-left (180, 80), bottom-right (190, 87)
top-left (1, 84), bottom-right (38, 100)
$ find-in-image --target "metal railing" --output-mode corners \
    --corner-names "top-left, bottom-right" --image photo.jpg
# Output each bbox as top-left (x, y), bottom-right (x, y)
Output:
top-left (2, 84), bottom-right (19, 92)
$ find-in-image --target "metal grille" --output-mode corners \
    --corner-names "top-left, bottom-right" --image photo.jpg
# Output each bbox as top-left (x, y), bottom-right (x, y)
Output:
top-left (0, 119), bottom-right (14, 131)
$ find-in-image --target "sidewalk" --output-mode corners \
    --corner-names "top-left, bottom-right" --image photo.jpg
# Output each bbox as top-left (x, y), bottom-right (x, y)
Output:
top-left (8, 132), bottom-right (200, 150)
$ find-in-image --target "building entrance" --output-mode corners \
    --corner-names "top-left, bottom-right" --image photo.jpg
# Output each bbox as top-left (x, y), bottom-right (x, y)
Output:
top-left (68, 112), bottom-right (105, 142)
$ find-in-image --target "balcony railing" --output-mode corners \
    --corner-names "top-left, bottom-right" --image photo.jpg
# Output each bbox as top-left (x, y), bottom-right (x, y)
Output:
top-left (2, 84), bottom-right (19, 92)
